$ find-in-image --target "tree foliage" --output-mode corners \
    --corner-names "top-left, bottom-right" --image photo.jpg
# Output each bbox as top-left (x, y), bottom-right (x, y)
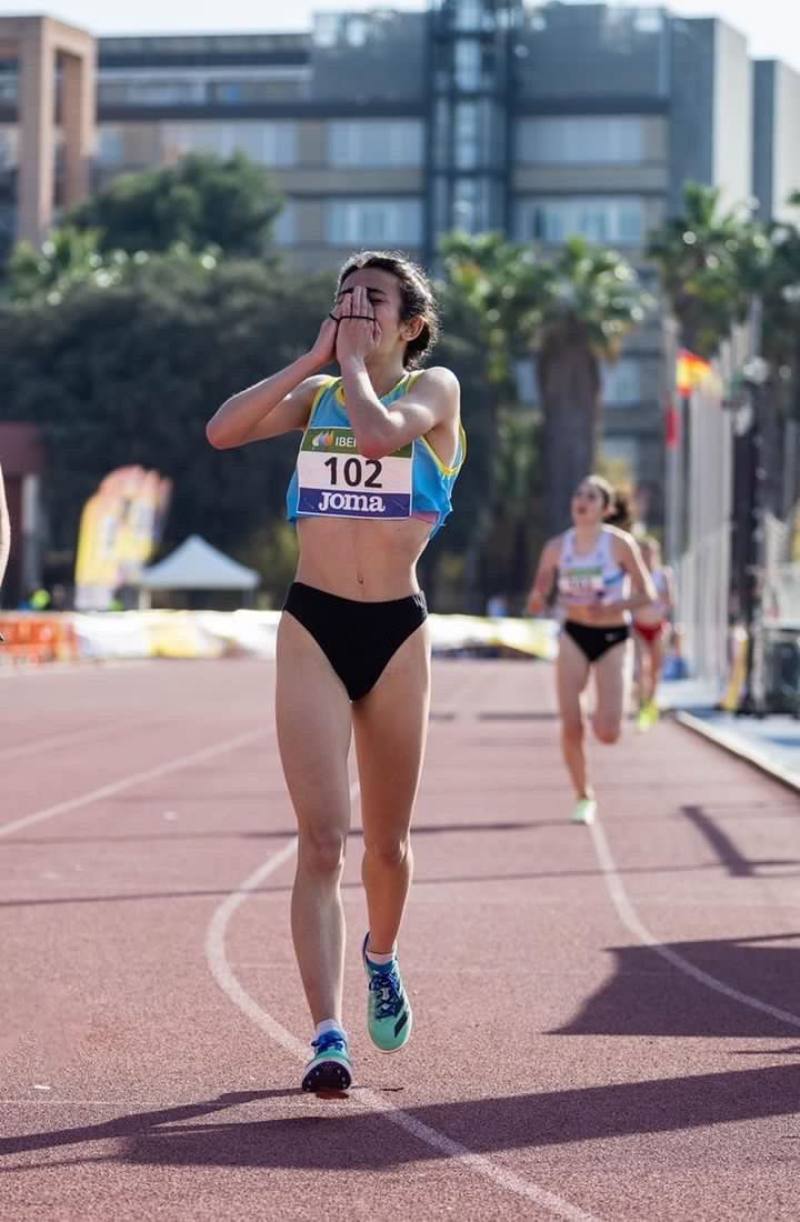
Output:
top-left (7, 225), bottom-right (221, 306)
top-left (440, 231), bottom-right (648, 535)
top-left (647, 182), bottom-right (769, 357)
top-left (755, 195), bottom-right (800, 420)
top-left (66, 152), bottom-right (284, 257)
top-left (0, 255), bottom-right (334, 604)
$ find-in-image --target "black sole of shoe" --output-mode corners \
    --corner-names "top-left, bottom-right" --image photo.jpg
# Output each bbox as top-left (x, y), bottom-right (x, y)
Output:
top-left (301, 1059), bottom-right (352, 1093)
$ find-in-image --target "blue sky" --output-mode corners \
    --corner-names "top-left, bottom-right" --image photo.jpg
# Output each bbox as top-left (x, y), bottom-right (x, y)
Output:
top-left (1, 0), bottom-right (798, 70)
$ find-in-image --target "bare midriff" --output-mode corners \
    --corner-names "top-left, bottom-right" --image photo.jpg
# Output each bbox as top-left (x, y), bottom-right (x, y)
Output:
top-left (295, 515), bottom-right (435, 602)
top-left (562, 605), bottom-right (629, 630)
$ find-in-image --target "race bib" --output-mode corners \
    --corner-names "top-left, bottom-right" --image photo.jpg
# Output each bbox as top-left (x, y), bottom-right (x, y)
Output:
top-left (559, 565), bottom-right (605, 603)
top-left (296, 427), bottom-right (412, 519)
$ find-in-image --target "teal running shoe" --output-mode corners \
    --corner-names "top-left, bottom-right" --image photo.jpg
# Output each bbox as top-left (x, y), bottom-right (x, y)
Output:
top-left (301, 1029), bottom-right (352, 1093)
top-left (571, 797), bottom-right (597, 825)
top-left (362, 934), bottom-right (413, 1053)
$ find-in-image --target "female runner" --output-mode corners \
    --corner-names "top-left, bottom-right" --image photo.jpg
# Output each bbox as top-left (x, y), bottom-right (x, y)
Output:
top-left (632, 536), bottom-right (675, 729)
top-left (526, 475), bottom-right (654, 825)
top-left (207, 252), bottom-right (464, 1092)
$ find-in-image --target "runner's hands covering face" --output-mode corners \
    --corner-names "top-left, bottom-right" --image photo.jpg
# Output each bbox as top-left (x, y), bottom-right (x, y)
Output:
top-left (308, 315), bottom-right (339, 369)
top-left (335, 284), bottom-right (381, 365)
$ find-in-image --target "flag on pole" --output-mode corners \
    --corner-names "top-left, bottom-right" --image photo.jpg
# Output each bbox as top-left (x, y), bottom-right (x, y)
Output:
top-left (675, 348), bottom-right (714, 395)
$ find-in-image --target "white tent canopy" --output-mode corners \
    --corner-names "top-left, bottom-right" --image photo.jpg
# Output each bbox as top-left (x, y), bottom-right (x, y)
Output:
top-left (140, 535), bottom-right (259, 591)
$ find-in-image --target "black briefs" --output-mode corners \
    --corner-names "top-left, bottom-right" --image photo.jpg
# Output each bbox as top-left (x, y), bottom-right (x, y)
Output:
top-left (283, 582), bottom-right (428, 701)
top-left (563, 620), bottom-right (630, 664)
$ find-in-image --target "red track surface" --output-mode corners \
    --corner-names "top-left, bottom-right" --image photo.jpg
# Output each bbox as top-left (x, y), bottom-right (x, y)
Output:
top-left (2, 658), bottom-right (799, 1220)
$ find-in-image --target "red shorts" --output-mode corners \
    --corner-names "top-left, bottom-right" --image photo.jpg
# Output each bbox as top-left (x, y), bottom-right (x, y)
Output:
top-left (634, 621), bottom-right (665, 644)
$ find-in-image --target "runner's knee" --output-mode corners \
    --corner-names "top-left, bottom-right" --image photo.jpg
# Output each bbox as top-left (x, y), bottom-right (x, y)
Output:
top-left (561, 718), bottom-right (584, 745)
top-left (593, 719), bottom-right (621, 745)
top-left (363, 834), bottom-right (411, 869)
top-left (298, 827), bottom-right (347, 876)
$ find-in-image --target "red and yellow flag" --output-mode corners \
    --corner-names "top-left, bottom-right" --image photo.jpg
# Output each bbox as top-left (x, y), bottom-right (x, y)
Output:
top-left (675, 348), bottom-right (713, 395)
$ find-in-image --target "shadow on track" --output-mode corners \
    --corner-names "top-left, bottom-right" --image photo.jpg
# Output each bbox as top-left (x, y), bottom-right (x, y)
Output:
top-left (679, 804), bottom-right (800, 877)
top-left (0, 818), bottom-right (556, 847)
top-left (554, 933), bottom-right (800, 1037)
top-left (3, 1064), bottom-right (799, 1171)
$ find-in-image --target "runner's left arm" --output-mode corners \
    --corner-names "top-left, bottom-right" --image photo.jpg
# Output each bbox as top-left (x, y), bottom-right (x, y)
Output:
top-left (605, 535), bottom-right (657, 614)
top-left (340, 364), bottom-right (460, 458)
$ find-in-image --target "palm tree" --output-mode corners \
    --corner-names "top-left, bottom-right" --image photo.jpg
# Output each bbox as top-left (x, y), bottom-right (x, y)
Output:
top-left (646, 181), bottom-right (766, 358)
top-left (441, 231), bottom-right (648, 536)
top-left (758, 195), bottom-right (800, 420)
top-left (649, 182), bottom-right (798, 513)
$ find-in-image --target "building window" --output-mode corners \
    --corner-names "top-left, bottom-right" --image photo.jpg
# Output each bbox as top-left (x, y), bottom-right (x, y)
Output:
top-left (0, 75), bottom-right (17, 104)
top-left (327, 121), bottom-right (423, 168)
top-left (515, 356), bottom-right (642, 409)
top-left (0, 126), bottom-right (19, 169)
top-left (453, 177), bottom-right (490, 232)
top-left (602, 358), bottom-right (642, 406)
top-left (272, 203), bottom-right (296, 247)
top-left (160, 122), bottom-right (296, 166)
top-left (96, 126), bottom-right (125, 167)
top-left (516, 196), bottom-right (644, 245)
top-left (516, 117), bottom-right (646, 165)
top-left (326, 199), bottom-right (423, 245)
top-left (454, 39), bottom-right (482, 90)
top-left (98, 78), bottom-right (205, 105)
top-left (455, 0), bottom-right (484, 31)
top-left (454, 102), bottom-right (481, 168)
top-left (209, 76), bottom-right (308, 103)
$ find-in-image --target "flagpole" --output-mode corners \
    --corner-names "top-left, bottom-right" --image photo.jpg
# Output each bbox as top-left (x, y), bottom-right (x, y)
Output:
top-left (737, 295), bottom-right (767, 717)
top-left (663, 316), bottom-right (681, 568)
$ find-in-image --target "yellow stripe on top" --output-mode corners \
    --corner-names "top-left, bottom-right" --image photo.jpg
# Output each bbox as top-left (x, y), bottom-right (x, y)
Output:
top-left (334, 373), bottom-right (411, 407)
top-left (308, 376), bottom-right (337, 421)
top-left (419, 425), bottom-right (466, 477)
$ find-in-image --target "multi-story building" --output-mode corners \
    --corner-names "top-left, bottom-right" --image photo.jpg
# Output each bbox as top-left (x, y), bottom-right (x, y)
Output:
top-left (1, 3), bottom-right (799, 517)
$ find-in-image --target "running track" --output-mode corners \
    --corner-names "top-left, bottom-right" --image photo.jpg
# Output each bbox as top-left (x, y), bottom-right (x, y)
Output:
top-left (2, 658), bottom-right (799, 1221)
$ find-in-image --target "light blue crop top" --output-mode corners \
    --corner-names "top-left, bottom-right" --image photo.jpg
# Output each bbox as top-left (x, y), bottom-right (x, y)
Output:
top-left (286, 373), bottom-right (466, 538)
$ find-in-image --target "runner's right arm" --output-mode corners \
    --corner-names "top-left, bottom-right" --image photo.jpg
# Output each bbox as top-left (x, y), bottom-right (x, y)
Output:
top-left (662, 567), bottom-right (677, 617)
top-left (206, 318), bottom-right (337, 449)
top-left (526, 539), bottom-right (559, 615)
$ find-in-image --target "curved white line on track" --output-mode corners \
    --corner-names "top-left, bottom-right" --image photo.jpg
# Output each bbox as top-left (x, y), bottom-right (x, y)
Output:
top-left (589, 818), bottom-right (800, 1031)
top-left (0, 729), bottom-right (264, 839)
top-left (205, 816), bottom-right (598, 1222)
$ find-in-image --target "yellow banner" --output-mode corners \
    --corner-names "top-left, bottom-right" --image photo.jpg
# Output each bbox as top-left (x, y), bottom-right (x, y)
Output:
top-left (75, 466), bottom-right (171, 610)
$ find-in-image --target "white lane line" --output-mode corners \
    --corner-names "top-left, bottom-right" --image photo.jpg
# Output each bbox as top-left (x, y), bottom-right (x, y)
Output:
top-left (0, 729), bottom-right (264, 840)
top-left (589, 818), bottom-right (800, 1032)
top-left (205, 789), bottom-right (598, 1222)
